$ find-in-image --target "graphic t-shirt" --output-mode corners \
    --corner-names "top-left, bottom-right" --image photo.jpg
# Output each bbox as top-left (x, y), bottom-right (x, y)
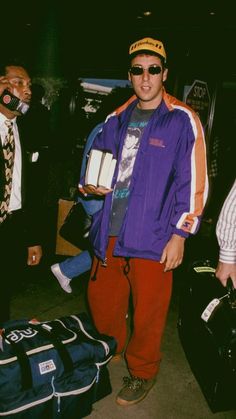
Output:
top-left (109, 107), bottom-right (154, 236)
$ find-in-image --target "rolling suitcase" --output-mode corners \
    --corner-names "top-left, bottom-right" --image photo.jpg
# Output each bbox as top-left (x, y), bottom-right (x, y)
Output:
top-left (178, 259), bottom-right (236, 413)
top-left (0, 312), bottom-right (117, 418)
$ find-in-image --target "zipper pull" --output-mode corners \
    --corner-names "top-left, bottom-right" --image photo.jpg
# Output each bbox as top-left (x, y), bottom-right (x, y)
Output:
top-left (91, 257), bottom-right (107, 281)
top-left (57, 395), bottom-right (61, 413)
top-left (51, 376), bottom-right (60, 413)
top-left (96, 367), bottom-right (100, 383)
top-left (101, 258), bottom-right (107, 267)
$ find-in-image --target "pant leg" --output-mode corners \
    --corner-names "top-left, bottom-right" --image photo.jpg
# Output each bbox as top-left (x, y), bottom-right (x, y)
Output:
top-left (87, 238), bottom-right (130, 354)
top-left (0, 280), bottom-right (11, 323)
top-left (0, 213), bottom-right (26, 324)
top-left (59, 250), bottom-right (92, 279)
top-left (126, 258), bottom-right (172, 379)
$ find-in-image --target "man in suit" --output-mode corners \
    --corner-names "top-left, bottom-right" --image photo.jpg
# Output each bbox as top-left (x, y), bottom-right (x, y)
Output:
top-left (0, 59), bottom-right (42, 323)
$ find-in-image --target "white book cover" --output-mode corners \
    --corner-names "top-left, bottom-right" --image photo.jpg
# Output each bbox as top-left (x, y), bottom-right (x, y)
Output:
top-left (98, 152), bottom-right (113, 188)
top-left (103, 158), bottom-right (117, 189)
top-left (85, 149), bottom-right (103, 186)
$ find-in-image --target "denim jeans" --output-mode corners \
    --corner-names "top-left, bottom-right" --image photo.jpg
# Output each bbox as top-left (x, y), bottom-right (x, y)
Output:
top-left (59, 250), bottom-right (92, 279)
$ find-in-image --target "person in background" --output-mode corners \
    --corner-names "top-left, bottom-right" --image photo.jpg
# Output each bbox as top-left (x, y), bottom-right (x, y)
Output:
top-left (0, 59), bottom-right (42, 324)
top-left (50, 122), bottom-right (104, 293)
top-left (81, 37), bottom-right (208, 406)
top-left (19, 83), bottom-right (51, 150)
top-left (50, 88), bottom-right (134, 293)
top-left (18, 83), bottom-right (52, 248)
top-left (216, 179), bottom-right (236, 288)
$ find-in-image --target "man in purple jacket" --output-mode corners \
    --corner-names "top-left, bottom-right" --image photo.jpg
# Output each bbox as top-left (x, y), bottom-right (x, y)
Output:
top-left (82, 37), bottom-right (208, 406)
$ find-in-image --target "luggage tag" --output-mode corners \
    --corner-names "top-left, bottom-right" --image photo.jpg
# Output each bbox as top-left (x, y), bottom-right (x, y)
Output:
top-left (201, 293), bottom-right (228, 322)
top-left (201, 298), bottom-right (221, 322)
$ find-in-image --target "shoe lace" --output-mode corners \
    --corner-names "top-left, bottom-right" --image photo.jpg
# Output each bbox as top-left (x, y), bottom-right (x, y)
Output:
top-left (123, 376), bottom-right (145, 391)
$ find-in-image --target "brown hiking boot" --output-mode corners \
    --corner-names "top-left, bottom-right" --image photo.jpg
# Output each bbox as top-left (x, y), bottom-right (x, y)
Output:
top-left (116, 375), bottom-right (156, 406)
top-left (110, 353), bottom-right (123, 362)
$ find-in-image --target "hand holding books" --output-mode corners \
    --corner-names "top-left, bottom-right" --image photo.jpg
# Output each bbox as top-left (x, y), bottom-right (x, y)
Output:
top-left (84, 150), bottom-right (117, 196)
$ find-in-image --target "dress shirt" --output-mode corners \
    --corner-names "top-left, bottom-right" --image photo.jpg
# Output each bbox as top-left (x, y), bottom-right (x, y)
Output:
top-left (0, 113), bottom-right (22, 212)
top-left (216, 179), bottom-right (236, 263)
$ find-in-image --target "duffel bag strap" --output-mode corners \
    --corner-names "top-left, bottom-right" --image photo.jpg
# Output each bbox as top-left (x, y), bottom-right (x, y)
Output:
top-left (32, 322), bottom-right (74, 372)
top-left (2, 322), bottom-right (74, 391)
top-left (2, 334), bottom-right (33, 391)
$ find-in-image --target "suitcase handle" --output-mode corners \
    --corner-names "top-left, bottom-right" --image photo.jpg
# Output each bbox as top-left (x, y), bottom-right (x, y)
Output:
top-left (227, 278), bottom-right (236, 309)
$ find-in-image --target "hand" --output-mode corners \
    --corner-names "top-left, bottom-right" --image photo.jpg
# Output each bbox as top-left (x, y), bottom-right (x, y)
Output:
top-left (160, 234), bottom-right (185, 272)
top-left (215, 262), bottom-right (236, 288)
top-left (0, 76), bottom-right (10, 96)
top-left (27, 245), bottom-right (42, 266)
top-left (83, 184), bottom-right (113, 196)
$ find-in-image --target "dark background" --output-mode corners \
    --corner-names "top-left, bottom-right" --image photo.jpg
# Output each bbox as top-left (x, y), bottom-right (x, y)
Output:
top-left (2, 0), bottom-right (236, 81)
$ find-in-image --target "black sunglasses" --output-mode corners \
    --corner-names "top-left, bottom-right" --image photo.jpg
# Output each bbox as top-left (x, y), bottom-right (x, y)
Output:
top-left (129, 65), bottom-right (162, 76)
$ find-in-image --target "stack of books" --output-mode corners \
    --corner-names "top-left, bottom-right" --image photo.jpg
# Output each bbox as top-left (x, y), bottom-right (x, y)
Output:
top-left (85, 150), bottom-right (117, 189)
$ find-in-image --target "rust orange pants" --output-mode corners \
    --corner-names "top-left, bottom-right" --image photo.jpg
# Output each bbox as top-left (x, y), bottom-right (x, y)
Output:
top-left (88, 237), bottom-right (172, 379)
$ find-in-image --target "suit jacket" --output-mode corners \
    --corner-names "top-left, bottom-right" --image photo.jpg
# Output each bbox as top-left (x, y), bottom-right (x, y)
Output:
top-left (0, 118), bottom-right (42, 246)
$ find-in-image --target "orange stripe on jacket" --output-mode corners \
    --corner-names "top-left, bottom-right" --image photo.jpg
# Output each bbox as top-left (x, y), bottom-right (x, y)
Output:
top-left (164, 92), bottom-right (208, 233)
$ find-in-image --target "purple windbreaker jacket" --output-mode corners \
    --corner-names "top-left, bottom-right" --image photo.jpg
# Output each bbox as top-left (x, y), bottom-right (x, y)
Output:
top-left (83, 91), bottom-right (208, 262)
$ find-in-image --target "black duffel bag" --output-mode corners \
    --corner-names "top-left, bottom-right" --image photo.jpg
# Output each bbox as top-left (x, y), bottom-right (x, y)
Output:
top-left (0, 312), bottom-right (117, 418)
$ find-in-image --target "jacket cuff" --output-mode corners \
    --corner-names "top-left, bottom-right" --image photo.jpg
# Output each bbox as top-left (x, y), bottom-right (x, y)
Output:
top-left (172, 227), bottom-right (189, 239)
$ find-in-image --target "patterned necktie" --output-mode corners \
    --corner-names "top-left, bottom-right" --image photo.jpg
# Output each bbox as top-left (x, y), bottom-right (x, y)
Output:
top-left (0, 120), bottom-right (15, 223)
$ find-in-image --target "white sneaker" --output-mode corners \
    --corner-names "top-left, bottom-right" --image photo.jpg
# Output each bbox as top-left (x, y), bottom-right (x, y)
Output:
top-left (50, 264), bottom-right (72, 293)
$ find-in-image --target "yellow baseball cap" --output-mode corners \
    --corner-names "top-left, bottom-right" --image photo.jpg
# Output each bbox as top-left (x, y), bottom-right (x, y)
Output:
top-left (129, 37), bottom-right (167, 62)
